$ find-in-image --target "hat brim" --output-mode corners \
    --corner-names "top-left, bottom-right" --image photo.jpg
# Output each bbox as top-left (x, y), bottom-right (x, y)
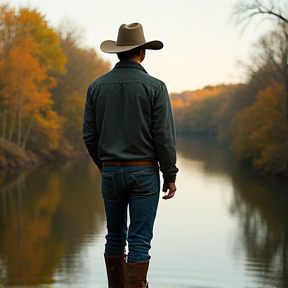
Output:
top-left (100, 40), bottom-right (163, 53)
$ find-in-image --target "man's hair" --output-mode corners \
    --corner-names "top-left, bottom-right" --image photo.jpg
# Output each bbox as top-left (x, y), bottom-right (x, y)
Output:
top-left (117, 47), bottom-right (141, 61)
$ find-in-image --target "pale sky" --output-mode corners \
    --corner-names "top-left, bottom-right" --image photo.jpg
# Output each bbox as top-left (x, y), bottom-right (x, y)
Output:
top-left (5, 0), bottom-right (272, 93)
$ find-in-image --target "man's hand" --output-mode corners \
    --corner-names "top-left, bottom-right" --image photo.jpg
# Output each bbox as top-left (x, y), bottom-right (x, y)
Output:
top-left (162, 181), bottom-right (176, 200)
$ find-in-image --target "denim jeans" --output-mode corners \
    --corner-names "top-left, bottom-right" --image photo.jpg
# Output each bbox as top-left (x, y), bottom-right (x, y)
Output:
top-left (101, 165), bottom-right (160, 263)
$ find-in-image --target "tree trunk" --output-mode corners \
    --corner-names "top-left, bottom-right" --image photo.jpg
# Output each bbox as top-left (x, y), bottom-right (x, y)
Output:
top-left (2, 109), bottom-right (6, 139)
top-left (8, 112), bottom-right (16, 142)
top-left (17, 98), bottom-right (22, 148)
top-left (282, 232), bottom-right (288, 287)
top-left (283, 27), bottom-right (288, 127)
top-left (21, 118), bottom-right (32, 150)
top-left (285, 79), bottom-right (288, 124)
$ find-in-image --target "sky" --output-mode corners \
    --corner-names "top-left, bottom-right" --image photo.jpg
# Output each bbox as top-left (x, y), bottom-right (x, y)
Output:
top-left (4, 0), bottom-right (272, 93)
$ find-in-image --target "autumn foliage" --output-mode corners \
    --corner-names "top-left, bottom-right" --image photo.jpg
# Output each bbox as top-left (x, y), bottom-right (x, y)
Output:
top-left (172, 85), bottom-right (240, 139)
top-left (0, 4), bottom-right (110, 161)
top-left (233, 82), bottom-right (288, 174)
top-left (172, 24), bottom-right (288, 176)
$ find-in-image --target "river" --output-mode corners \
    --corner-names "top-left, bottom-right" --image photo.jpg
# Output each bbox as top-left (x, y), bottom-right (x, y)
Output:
top-left (0, 135), bottom-right (288, 288)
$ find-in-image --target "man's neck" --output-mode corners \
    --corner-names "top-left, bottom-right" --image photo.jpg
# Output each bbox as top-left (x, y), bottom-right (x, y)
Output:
top-left (120, 57), bottom-right (141, 63)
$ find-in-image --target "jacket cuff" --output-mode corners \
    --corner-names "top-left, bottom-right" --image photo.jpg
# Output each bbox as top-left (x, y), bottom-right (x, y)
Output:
top-left (163, 173), bottom-right (177, 183)
top-left (160, 166), bottom-right (179, 183)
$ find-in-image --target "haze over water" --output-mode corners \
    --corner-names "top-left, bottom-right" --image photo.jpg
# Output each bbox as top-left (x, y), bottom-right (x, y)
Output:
top-left (1, 135), bottom-right (288, 288)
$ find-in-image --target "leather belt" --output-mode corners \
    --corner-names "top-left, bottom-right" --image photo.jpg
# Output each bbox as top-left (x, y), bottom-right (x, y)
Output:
top-left (102, 160), bottom-right (158, 167)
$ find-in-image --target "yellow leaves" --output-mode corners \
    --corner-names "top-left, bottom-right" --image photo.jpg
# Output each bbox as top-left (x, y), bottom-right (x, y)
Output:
top-left (0, 173), bottom-right (64, 286)
top-left (4, 37), bottom-right (46, 95)
top-left (0, 4), bottom-right (66, 150)
top-left (0, 3), bottom-right (110, 154)
top-left (233, 81), bottom-right (288, 174)
top-left (34, 110), bottom-right (63, 149)
top-left (174, 78), bottom-right (288, 175)
top-left (171, 84), bottom-right (237, 109)
top-left (173, 84), bottom-right (238, 135)
top-left (16, 7), bottom-right (67, 76)
top-left (2, 35), bottom-right (61, 149)
top-left (171, 98), bottom-right (186, 108)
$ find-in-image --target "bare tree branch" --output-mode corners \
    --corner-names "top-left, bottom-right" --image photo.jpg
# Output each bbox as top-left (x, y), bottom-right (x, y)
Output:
top-left (232, 0), bottom-right (288, 31)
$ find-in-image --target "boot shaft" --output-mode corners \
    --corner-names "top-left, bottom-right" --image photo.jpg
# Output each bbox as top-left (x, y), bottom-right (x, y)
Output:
top-left (104, 254), bottom-right (125, 288)
top-left (124, 260), bottom-right (149, 288)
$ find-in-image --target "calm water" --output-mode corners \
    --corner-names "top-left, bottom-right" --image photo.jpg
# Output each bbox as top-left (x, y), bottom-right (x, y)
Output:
top-left (1, 135), bottom-right (288, 288)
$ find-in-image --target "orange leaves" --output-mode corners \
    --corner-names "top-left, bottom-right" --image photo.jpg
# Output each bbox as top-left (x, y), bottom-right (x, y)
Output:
top-left (173, 84), bottom-right (238, 135)
top-left (34, 110), bottom-right (63, 149)
top-left (233, 82), bottom-right (288, 174)
top-left (173, 79), bottom-right (288, 175)
top-left (170, 85), bottom-right (236, 109)
top-left (16, 7), bottom-right (67, 76)
top-left (0, 3), bottom-right (110, 155)
top-left (3, 37), bottom-right (48, 108)
top-left (0, 4), bottom-right (66, 150)
top-left (170, 98), bottom-right (186, 108)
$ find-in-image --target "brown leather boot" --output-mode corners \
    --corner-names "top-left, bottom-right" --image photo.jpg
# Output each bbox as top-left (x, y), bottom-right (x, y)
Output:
top-left (104, 254), bottom-right (125, 288)
top-left (124, 260), bottom-right (149, 288)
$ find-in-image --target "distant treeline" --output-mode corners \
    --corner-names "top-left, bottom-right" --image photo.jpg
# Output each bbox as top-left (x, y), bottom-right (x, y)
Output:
top-left (172, 24), bottom-right (288, 176)
top-left (0, 4), bottom-right (110, 163)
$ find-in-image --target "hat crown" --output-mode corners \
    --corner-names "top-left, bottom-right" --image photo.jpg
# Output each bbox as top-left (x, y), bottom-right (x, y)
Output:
top-left (100, 22), bottom-right (163, 53)
top-left (116, 23), bottom-right (146, 46)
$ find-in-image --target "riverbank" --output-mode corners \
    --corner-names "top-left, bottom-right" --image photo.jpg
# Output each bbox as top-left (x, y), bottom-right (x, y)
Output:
top-left (0, 137), bottom-right (83, 170)
top-left (0, 138), bottom-right (38, 169)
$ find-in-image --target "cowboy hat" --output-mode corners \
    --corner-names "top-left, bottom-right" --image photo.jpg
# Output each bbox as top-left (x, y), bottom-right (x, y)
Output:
top-left (100, 23), bottom-right (163, 53)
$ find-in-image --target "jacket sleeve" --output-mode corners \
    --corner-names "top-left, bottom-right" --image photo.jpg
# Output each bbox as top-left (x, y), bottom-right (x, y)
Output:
top-left (152, 83), bottom-right (179, 182)
top-left (83, 85), bottom-right (102, 170)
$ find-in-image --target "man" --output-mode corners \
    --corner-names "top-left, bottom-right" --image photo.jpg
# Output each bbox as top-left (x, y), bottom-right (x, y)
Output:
top-left (83, 23), bottom-right (178, 288)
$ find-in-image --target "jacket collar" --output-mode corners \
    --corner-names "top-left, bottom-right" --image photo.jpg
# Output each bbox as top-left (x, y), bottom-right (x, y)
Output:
top-left (114, 61), bottom-right (148, 74)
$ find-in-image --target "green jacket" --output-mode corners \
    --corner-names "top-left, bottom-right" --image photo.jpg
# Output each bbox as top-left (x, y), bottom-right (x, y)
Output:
top-left (83, 61), bottom-right (178, 182)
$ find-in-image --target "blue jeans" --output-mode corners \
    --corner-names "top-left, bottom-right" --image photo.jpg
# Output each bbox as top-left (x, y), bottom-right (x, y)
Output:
top-left (101, 165), bottom-right (160, 263)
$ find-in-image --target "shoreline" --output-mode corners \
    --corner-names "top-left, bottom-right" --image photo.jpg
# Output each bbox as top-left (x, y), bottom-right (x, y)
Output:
top-left (0, 137), bottom-right (83, 171)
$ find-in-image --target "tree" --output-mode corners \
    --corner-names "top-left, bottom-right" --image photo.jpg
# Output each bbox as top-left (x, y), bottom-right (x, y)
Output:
top-left (242, 24), bottom-right (288, 124)
top-left (233, 81), bottom-right (288, 174)
top-left (232, 1), bottom-right (288, 122)
top-left (51, 23), bottom-right (110, 151)
top-left (172, 85), bottom-right (239, 138)
top-left (230, 1), bottom-right (288, 176)
top-left (0, 4), bottom-right (66, 150)
top-left (233, 0), bottom-right (288, 30)
top-left (16, 7), bottom-right (66, 86)
top-left (0, 4), bottom-right (16, 140)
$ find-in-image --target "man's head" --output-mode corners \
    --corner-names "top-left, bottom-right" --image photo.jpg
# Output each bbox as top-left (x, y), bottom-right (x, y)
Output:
top-left (117, 47), bottom-right (145, 63)
top-left (100, 23), bottom-right (163, 55)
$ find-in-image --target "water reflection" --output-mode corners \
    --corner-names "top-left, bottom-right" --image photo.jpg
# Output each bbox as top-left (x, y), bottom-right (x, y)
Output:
top-left (0, 159), bottom-right (105, 286)
top-left (176, 135), bottom-right (238, 176)
top-left (177, 135), bottom-right (288, 288)
top-left (1, 136), bottom-right (288, 288)
top-left (230, 167), bottom-right (288, 288)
